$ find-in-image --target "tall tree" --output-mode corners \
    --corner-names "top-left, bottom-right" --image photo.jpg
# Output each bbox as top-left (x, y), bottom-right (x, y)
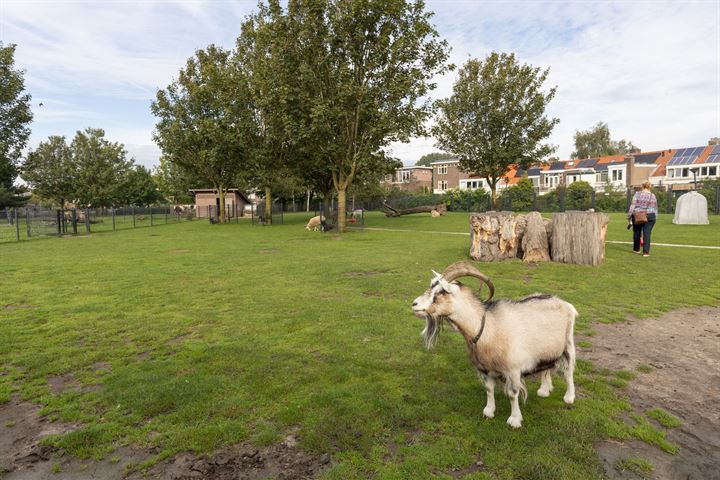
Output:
top-left (119, 165), bottom-right (162, 206)
top-left (433, 53), bottom-right (559, 209)
top-left (22, 136), bottom-right (75, 209)
top-left (571, 122), bottom-right (637, 159)
top-left (0, 42), bottom-right (33, 208)
top-left (72, 128), bottom-right (133, 207)
top-left (416, 152), bottom-right (454, 166)
top-left (152, 45), bottom-right (256, 223)
top-left (153, 154), bottom-right (199, 204)
top-left (287, 0), bottom-right (451, 231)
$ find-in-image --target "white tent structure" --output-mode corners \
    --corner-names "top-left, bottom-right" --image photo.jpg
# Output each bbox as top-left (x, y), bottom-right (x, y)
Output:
top-left (673, 191), bottom-right (709, 225)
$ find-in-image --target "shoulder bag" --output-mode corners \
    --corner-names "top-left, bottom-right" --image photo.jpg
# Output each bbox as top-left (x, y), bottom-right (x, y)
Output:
top-left (633, 211), bottom-right (648, 225)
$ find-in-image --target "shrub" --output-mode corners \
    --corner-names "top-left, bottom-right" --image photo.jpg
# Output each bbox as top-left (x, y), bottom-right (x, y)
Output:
top-left (565, 181), bottom-right (593, 210)
top-left (500, 177), bottom-right (535, 211)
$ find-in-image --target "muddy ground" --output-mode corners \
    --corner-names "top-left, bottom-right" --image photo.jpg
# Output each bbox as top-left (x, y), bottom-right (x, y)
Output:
top-left (1, 306), bottom-right (718, 479)
top-left (581, 306), bottom-right (720, 480)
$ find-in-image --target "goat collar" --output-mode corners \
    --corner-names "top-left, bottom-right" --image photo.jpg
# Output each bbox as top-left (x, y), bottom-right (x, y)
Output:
top-left (470, 311), bottom-right (487, 344)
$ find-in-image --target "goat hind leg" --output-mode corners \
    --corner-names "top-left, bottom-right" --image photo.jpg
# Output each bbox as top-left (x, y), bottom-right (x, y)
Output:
top-left (480, 374), bottom-right (496, 418)
top-left (563, 344), bottom-right (576, 404)
top-left (537, 370), bottom-right (554, 397)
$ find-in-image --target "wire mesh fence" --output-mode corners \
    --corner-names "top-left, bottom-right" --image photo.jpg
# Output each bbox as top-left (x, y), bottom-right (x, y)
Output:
top-left (0, 206), bottom-right (200, 244)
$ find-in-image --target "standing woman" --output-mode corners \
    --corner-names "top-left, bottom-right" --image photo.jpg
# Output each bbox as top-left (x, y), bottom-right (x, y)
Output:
top-left (628, 181), bottom-right (658, 256)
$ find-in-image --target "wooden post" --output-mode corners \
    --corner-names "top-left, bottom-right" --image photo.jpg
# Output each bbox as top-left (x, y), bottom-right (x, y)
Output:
top-left (521, 212), bottom-right (550, 263)
top-left (550, 212), bottom-right (609, 266)
top-left (26, 208), bottom-right (31, 238)
top-left (15, 209), bottom-right (19, 241)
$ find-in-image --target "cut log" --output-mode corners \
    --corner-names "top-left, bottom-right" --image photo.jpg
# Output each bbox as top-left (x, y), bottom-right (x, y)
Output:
top-left (551, 211), bottom-right (610, 266)
top-left (469, 212), bottom-right (527, 261)
top-left (521, 212), bottom-right (550, 263)
top-left (382, 202), bottom-right (447, 217)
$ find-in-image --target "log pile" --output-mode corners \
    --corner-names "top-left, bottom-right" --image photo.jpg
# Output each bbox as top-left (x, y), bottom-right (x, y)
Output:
top-left (469, 211), bottom-right (610, 266)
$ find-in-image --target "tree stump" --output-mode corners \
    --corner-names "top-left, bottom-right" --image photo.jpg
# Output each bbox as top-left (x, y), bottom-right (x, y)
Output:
top-left (551, 211), bottom-right (609, 266)
top-left (521, 212), bottom-right (550, 263)
top-left (469, 212), bottom-right (527, 261)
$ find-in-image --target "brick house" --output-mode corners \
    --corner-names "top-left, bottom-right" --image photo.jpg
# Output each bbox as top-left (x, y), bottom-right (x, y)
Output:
top-left (382, 166), bottom-right (433, 193)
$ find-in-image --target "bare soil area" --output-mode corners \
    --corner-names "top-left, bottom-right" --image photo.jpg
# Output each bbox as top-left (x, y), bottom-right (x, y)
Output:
top-left (580, 306), bottom-right (720, 480)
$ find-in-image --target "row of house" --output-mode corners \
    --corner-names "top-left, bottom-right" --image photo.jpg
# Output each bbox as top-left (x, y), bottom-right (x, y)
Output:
top-left (383, 138), bottom-right (720, 195)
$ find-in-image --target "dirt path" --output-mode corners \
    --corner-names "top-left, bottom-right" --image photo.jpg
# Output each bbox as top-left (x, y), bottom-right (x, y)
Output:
top-left (580, 306), bottom-right (720, 480)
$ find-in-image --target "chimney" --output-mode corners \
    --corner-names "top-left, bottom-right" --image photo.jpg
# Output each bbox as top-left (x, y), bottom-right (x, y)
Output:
top-left (709, 137), bottom-right (720, 146)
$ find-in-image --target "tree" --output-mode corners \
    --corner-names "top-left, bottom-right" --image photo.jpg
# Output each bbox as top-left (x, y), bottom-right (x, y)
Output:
top-left (152, 45), bottom-right (256, 223)
top-left (153, 154), bottom-right (199, 204)
top-left (416, 152), bottom-right (454, 166)
top-left (501, 176), bottom-right (535, 211)
top-left (571, 122), bottom-right (637, 159)
top-left (433, 53), bottom-right (558, 210)
top-left (0, 42), bottom-right (33, 208)
top-left (287, 0), bottom-right (451, 231)
top-left (72, 128), bottom-right (133, 207)
top-left (22, 136), bottom-right (75, 209)
top-left (119, 165), bottom-right (162, 206)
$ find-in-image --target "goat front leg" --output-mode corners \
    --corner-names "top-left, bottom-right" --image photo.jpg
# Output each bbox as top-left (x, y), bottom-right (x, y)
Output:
top-left (506, 372), bottom-right (523, 429)
top-left (480, 373), bottom-right (496, 418)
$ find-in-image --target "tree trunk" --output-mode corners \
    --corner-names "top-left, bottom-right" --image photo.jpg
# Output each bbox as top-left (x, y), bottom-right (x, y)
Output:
top-left (521, 211), bottom-right (551, 263)
top-left (218, 185), bottom-right (226, 223)
top-left (551, 211), bottom-right (610, 266)
top-left (337, 187), bottom-right (347, 232)
top-left (306, 189), bottom-right (311, 212)
top-left (382, 203), bottom-right (447, 217)
top-left (469, 212), bottom-right (527, 261)
top-left (264, 186), bottom-right (272, 225)
top-left (490, 183), bottom-right (498, 211)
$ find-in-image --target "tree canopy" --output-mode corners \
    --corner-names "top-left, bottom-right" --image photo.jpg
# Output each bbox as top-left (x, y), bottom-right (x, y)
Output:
top-left (433, 52), bottom-right (558, 209)
top-left (152, 45), bottom-right (257, 222)
top-left (0, 42), bottom-right (33, 208)
top-left (415, 152), bottom-right (454, 166)
top-left (571, 122), bottom-right (637, 159)
top-left (22, 136), bottom-right (75, 208)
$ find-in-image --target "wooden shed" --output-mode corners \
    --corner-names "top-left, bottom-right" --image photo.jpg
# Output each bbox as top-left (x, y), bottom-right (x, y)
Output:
top-left (190, 189), bottom-right (252, 218)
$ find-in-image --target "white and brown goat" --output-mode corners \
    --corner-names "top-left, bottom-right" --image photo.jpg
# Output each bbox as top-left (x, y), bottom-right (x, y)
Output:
top-left (411, 262), bottom-right (577, 428)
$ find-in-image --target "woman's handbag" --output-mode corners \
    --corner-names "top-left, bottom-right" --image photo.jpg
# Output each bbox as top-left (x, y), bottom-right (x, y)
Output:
top-left (633, 211), bottom-right (648, 225)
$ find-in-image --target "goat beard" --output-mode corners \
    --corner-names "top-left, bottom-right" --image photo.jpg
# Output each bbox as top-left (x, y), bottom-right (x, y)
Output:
top-left (421, 313), bottom-right (444, 350)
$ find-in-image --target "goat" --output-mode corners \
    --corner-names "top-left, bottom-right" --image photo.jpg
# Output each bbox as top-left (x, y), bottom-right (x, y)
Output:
top-left (320, 219), bottom-right (335, 232)
top-left (411, 262), bottom-right (577, 428)
top-left (305, 215), bottom-right (325, 231)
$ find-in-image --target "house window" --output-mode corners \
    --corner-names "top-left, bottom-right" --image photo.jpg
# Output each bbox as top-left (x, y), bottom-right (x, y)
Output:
top-left (438, 165), bottom-right (448, 175)
top-left (709, 166), bottom-right (717, 176)
top-left (438, 180), bottom-right (448, 191)
top-left (701, 167), bottom-right (707, 176)
top-left (612, 169), bottom-right (623, 182)
top-left (682, 168), bottom-right (689, 178)
top-left (400, 170), bottom-right (411, 182)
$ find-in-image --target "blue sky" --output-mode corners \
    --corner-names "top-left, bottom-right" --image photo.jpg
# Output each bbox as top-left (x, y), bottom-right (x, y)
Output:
top-left (2, 0), bottom-right (718, 170)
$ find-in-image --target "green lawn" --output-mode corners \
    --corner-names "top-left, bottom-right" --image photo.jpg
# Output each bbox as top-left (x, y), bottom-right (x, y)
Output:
top-left (1, 213), bottom-right (718, 479)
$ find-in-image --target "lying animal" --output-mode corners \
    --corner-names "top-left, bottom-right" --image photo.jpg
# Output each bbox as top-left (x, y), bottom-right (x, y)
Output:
top-left (411, 262), bottom-right (577, 428)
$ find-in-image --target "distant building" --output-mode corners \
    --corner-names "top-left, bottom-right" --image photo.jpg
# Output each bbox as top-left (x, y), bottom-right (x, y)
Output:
top-left (190, 189), bottom-right (251, 218)
top-left (381, 166), bottom-right (433, 193)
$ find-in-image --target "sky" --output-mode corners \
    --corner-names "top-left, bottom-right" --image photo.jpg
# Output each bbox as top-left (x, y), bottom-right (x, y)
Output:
top-left (1, 0), bottom-right (718, 170)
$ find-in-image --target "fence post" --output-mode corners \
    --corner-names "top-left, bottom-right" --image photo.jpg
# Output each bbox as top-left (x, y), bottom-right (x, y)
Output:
top-left (112, 208), bottom-right (116, 231)
top-left (132, 206), bottom-right (136, 228)
top-left (15, 209), bottom-right (19, 241)
top-left (165, 208), bottom-right (168, 224)
top-left (71, 209), bottom-right (77, 234)
top-left (56, 210), bottom-right (62, 236)
top-left (150, 207), bottom-right (154, 226)
top-left (715, 185), bottom-right (720, 215)
top-left (26, 208), bottom-right (31, 238)
top-left (85, 209), bottom-right (90, 233)
top-left (667, 185), bottom-right (673, 213)
top-left (591, 190), bottom-right (596, 210)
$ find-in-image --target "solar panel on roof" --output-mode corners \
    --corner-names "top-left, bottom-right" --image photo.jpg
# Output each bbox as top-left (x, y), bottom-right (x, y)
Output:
top-left (576, 159), bottom-right (598, 168)
top-left (633, 152), bottom-right (660, 164)
top-left (712, 145), bottom-right (720, 155)
top-left (549, 162), bottom-right (565, 170)
top-left (594, 164), bottom-right (609, 172)
top-left (527, 168), bottom-right (541, 175)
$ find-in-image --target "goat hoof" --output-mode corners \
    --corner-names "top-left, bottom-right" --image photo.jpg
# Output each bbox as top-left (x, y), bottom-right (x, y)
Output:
top-left (537, 388), bottom-right (551, 398)
top-left (506, 416), bottom-right (522, 429)
top-left (563, 393), bottom-right (575, 404)
top-left (482, 407), bottom-right (495, 418)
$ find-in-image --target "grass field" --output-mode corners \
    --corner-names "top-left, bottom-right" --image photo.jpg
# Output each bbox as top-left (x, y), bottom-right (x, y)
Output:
top-left (1, 211), bottom-right (718, 479)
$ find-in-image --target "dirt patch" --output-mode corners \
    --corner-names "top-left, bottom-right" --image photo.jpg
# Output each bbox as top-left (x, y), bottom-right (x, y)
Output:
top-left (0, 395), bottom-right (78, 477)
top-left (2, 304), bottom-right (37, 311)
top-left (580, 306), bottom-right (720, 480)
top-left (47, 374), bottom-right (81, 394)
top-left (145, 433), bottom-right (330, 480)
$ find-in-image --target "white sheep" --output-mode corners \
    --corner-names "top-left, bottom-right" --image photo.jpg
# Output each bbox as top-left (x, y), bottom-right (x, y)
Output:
top-left (411, 262), bottom-right (577, 428)
top-left (305, 215), bottom-right (325, 231)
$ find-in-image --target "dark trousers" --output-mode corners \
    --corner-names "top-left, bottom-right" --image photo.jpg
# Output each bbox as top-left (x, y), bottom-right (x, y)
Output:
top-left (632, 213), bottom-right (656, 253)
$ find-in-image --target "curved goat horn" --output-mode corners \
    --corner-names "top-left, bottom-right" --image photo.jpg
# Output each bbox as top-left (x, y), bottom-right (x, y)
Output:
top-left (441, 261), bottom-right (495, 302)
